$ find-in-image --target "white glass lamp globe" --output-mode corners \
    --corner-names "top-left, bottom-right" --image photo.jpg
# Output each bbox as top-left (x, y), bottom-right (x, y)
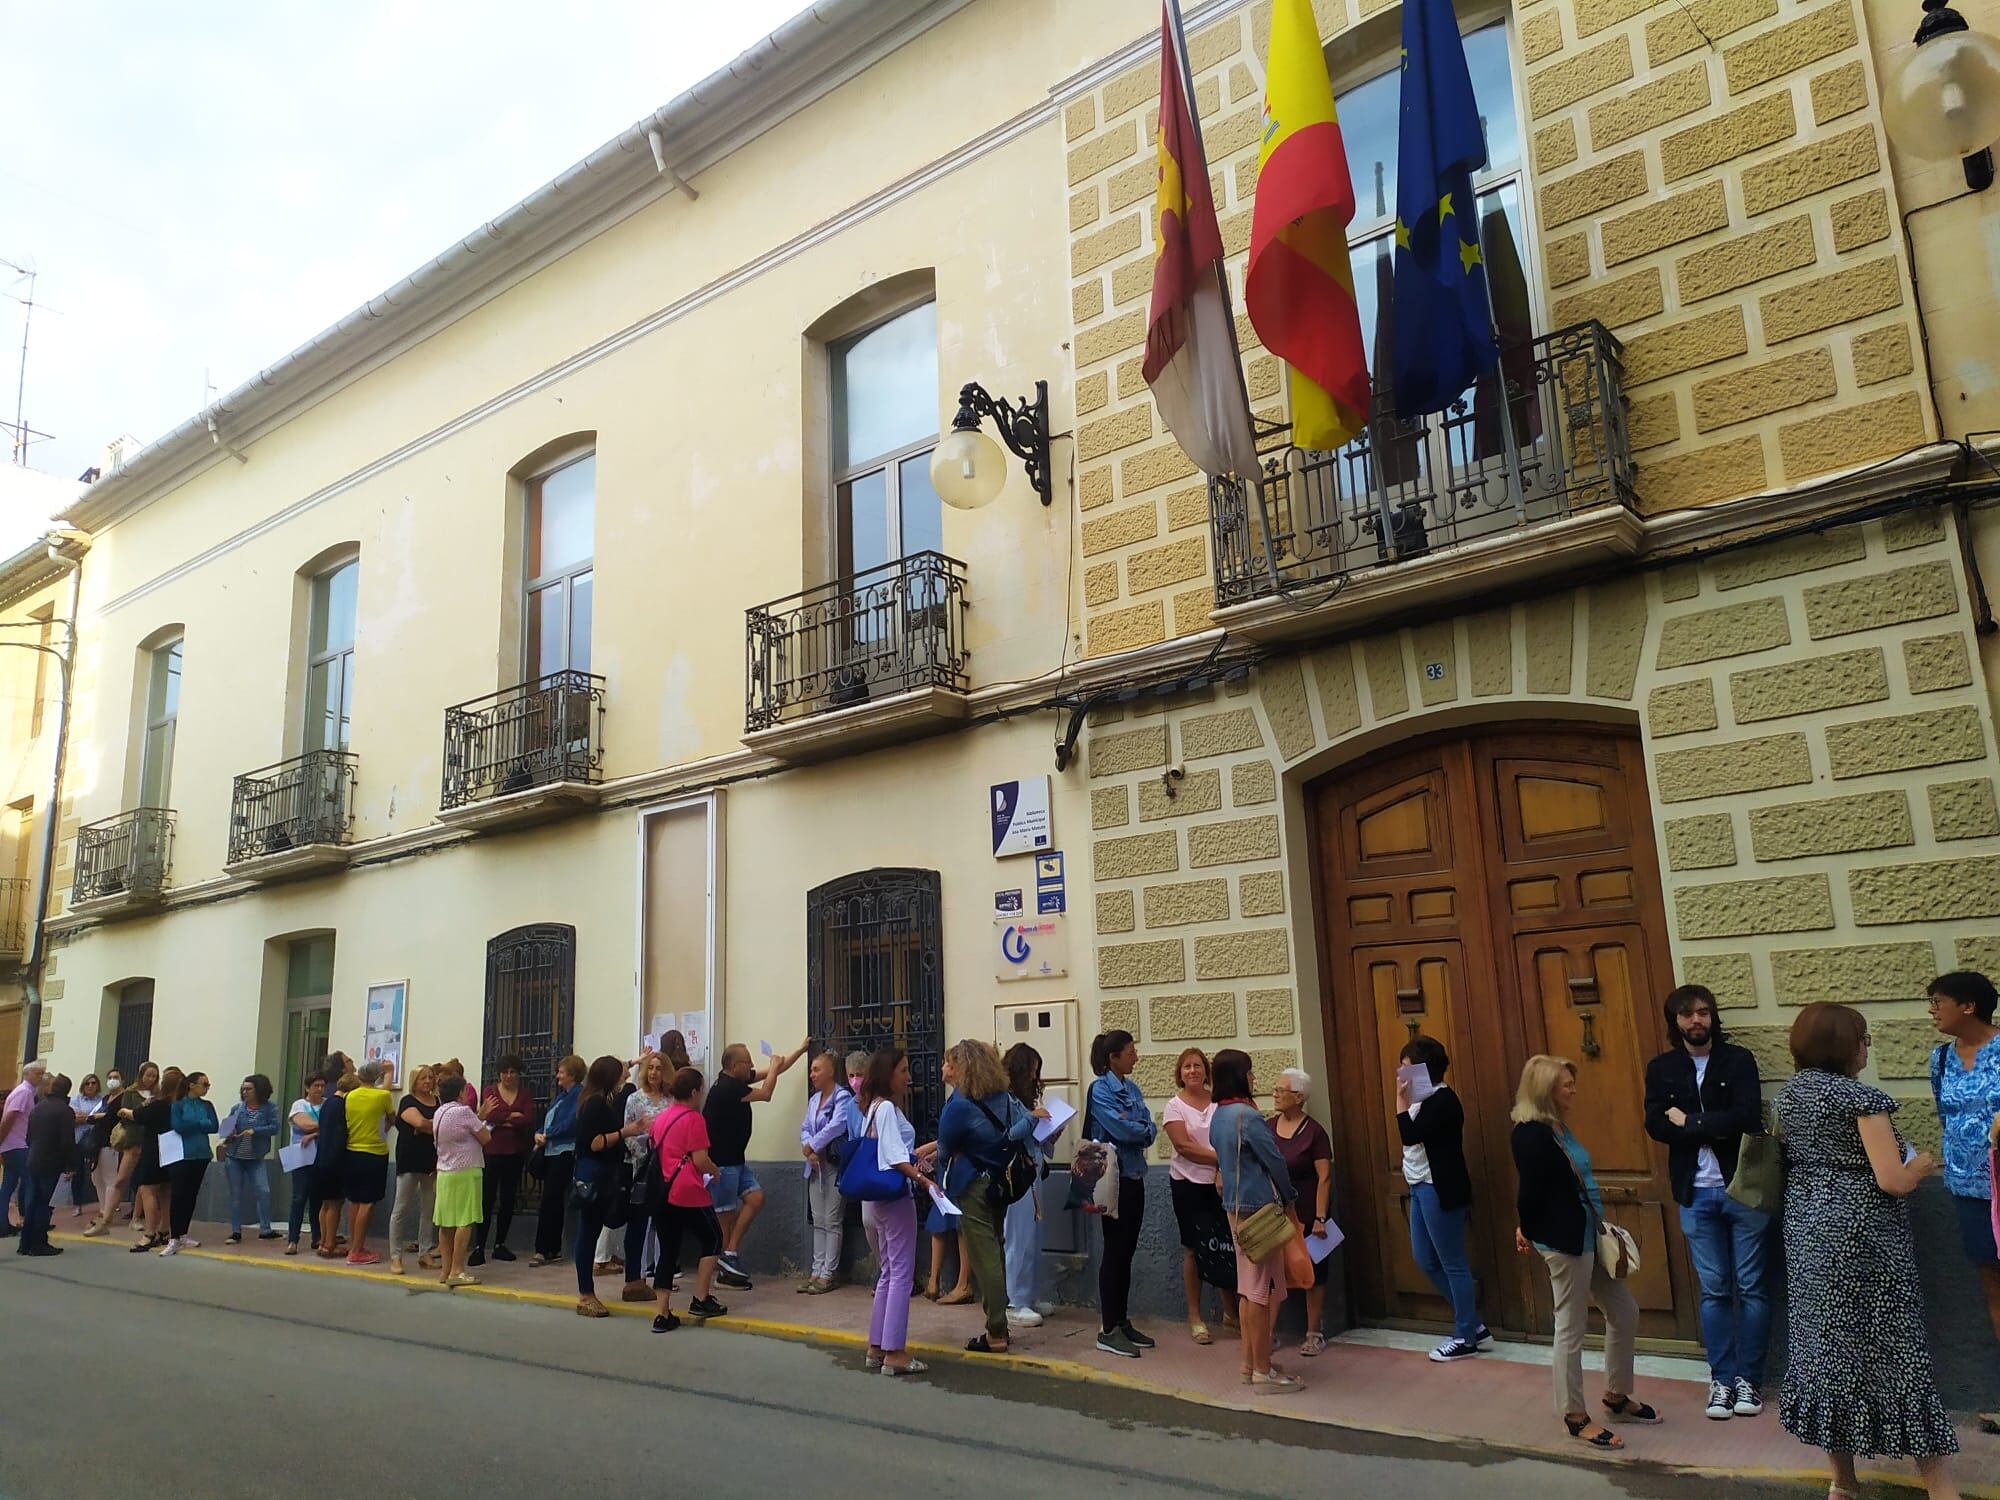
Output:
top-left (931, 424), bottom-right (1006, 510)
top-left (1886, 20), bottom-right (2000, 160)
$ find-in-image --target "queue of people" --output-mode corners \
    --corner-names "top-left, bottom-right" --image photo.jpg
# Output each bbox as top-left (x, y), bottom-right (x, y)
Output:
top-left (4, 967), bottom-right (1994, 1489)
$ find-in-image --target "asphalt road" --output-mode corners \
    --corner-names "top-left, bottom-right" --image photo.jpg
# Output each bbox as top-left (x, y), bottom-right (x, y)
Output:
top-left (0, 1246), bottom-right (1808, 1500)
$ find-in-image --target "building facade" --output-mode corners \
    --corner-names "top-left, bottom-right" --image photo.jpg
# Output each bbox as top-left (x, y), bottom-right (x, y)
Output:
top-left (25, 0), bottom-right (2000, 1386)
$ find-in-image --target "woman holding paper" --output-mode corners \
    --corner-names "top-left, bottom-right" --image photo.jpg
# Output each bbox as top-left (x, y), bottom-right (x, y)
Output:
top-left (856, 1048), bottom-right (936, 1375)
top-left (282, 1074), bottom-right (325, 1255)
top-left (936, 1039), bottom-right (1039, 1355)
top-left (218, 1074), bottom-right (280, 1243)
top-left (1164, 1047), bottom-right (1238, 1345)
top-left (123, 1066), bottom-right (179, 1254)
top-left (161, 1072), bottom-right (218, 1255)
top-left (797, 1051), bottom-right (852, 1294)
top-left (1395, 1036), bottom-right (1490, 1363)
top-left (1270, 1068), bottom-right (1334, 1358)
top-left (1212, 1049), bottom-right (1301, 1394)
top-left (1002, 1042), bottom-right (1060, 1328)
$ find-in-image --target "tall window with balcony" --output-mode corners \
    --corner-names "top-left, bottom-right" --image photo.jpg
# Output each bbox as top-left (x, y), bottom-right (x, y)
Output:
top-left (230, 560), bottom-right (360, 868)
top-left (1210, 20), bottom-right (1633, 603)
top-left (77, 636), bottom-right (180, 904)
top-left (748, 301), bottom-right (967, 729)
top-left (441, 450), bottom-right (605, 812)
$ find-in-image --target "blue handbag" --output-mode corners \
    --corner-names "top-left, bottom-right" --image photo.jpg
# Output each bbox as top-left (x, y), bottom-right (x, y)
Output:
top-left (837, 1103), bottom-right (909, 1202)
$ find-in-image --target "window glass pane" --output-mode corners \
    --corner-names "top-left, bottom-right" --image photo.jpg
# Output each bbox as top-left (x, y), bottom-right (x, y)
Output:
top-left (311, 561), bottom-right (358, 655)
top-left (527, 583), bottom-right (566, 679)
top-left (287, 935), bottom-right (335, 1000)
top-left (833, 303), bottom-right (938, 471)
top-left (838, 469), bottom-right (891, 576)
top-left (568, 571), bottom-right (593, 675)
top-left (528, 454), bottom-right (595, 578)
top-left (140, 721), bottom-right (175, 807)
top-left (149, 639), bottom-right (183, 721)
top-left (337, 653), bottom-right (354, 749)
top-left (896, 450), bottom-right (944, 560)
top-left (1339, 20), bottom-right (1517, 233)
top-left (305, 660), bottom-right (335, 752)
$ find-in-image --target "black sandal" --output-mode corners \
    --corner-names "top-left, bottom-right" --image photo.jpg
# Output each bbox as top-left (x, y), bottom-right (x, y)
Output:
top-left (1564, 1414), bottom-right (1624, 1449)
top-left (964, 1334), bottom-right (1009, 1353)
top-left (1601, 1394), bottom-right (1661, 1424)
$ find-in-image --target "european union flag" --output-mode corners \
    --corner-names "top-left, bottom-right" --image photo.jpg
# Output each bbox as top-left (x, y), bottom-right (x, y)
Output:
top-left (1389, 0), bottom-right (1499, 420)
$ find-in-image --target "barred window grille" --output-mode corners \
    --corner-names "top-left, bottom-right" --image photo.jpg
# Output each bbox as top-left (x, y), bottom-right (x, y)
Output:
top-left (806, 869), bottom-right (946, 1143)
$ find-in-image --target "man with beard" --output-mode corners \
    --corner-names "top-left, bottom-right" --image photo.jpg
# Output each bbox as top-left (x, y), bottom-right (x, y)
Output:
top-left (1645, 983), bottom-right (1769, 1423)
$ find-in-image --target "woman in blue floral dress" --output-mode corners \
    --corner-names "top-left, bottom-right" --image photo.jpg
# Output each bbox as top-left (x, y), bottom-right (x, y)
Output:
top-left (1777, 1002), bottom-right (1958, 1500)
top-left (1926, 970), bottom-right (2000, 1435)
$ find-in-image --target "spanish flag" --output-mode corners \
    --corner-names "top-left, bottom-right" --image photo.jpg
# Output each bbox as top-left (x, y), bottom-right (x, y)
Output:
top-left (1246, 0), bottom-right (1369, 451)
top-left (1142, 2), bottom-right (1258, 480)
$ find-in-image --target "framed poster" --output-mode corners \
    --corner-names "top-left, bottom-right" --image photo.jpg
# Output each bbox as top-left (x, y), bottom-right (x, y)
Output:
top-left (363, 980), bottom-right (408, 1079)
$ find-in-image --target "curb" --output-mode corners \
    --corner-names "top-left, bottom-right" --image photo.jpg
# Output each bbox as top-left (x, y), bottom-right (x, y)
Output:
top-left (52, 1231), bottom-right (1994, 1498)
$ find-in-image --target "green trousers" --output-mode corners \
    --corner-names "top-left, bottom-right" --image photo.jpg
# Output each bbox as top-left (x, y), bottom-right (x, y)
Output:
top-left (960, 1172), bottom-right (1009, 1340)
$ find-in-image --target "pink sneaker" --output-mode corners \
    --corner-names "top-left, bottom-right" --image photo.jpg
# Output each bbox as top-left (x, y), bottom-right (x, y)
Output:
top-left (346, 1250), bottom-right (381, 1267)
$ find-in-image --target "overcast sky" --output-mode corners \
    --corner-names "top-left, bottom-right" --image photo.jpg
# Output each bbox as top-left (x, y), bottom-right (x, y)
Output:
top-left (2, 1), bottom-right (806, 482)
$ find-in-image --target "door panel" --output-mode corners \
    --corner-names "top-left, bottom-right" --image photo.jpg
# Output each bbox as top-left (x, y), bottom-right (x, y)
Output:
top-left (1312, 723), bottom-right (1694, 1344)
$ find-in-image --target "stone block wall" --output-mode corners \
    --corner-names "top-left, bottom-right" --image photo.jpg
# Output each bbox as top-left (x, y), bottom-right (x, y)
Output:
top-left (1077, 508), bottom-right (1999, 1152)
top-left (1057, 0), bottom-right (1935, 655)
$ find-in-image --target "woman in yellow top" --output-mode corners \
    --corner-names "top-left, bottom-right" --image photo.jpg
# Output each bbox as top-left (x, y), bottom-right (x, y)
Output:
top-left (340, 1059), bottom-right (397, 1267)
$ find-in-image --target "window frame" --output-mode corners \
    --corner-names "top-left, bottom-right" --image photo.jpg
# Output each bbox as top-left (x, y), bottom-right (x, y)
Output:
top-left (138, 636), bottom-right (183, 809)
top-left (828, 302), bottom-right (941, 581)
top-left (522, 451), bottom-right (595, 682)
top-left (303, 560), bottom-right (358, 753)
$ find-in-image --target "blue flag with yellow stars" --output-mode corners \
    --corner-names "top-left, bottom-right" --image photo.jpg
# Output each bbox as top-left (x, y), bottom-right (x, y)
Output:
top-left (1389, 0), bottom-right (1498, 420)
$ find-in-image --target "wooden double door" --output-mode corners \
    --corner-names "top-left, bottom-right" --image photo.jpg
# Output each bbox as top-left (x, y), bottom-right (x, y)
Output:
top-left (1310, 724), bottom-right (1697, 1343)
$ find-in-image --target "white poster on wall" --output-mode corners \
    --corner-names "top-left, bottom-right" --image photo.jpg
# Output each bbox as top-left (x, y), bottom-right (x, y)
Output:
top-left (991, 776), bottom-right (1053, 858)
top-left (679, 1011), bottom-right (708, 1070)
top-left (364, 981), bottom-right (408, 1078)
top-left (995, 915), bottom-right (1069, 982)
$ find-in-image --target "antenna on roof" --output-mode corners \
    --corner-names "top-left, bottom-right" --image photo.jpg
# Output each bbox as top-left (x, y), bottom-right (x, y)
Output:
top-left (2, 256), bottom-right (55, 467)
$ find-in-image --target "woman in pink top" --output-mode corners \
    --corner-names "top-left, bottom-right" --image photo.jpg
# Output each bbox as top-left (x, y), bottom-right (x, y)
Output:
top-left (430, 1073), bottom-right (491, 1289)
top-left (647, 1067), bottom-right (727, 1333)
top-left (1162, 1046), bottom-right (1239, 1344)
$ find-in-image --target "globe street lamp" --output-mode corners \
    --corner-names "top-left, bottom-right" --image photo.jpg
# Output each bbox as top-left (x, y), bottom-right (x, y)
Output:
top-left (1885, 0), bottom-right (2000, 189)
top-left (930, 380), bottom-right (1053, 509)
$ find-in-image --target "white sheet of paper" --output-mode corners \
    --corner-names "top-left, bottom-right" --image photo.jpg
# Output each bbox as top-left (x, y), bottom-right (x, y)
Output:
top-left (1034, 1096), bottom-right (1077, 1143)
top-left (155, 1131), bottom-right (185, 1168)
top-left (758, 1040), bottom-right (773, 1058)
top-left (1304, 1221), bottom-right (1345, 1263)
top-left (1902, 1140), bottom-right (1918, 1165)
top-left (927, 1184), bottom-right (962, 1216)
top-left (278, 1140), bottom-right (316, 1173)
top-left (1397, 1063), bottom-right (1436, 1106)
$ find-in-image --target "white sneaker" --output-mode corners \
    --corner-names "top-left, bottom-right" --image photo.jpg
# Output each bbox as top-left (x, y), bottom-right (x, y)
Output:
top-left (159, 1239), bottom-right (180, 1257)
top-left (1706, 1380), bottom-right (1734, 1420)
top-left (1032, 1300), bottom-right (1057, 1316)
top-left (180, 1236), bottom-right (200, 1249)
top-left (1007, 1305), bottom-right (1045, 1327)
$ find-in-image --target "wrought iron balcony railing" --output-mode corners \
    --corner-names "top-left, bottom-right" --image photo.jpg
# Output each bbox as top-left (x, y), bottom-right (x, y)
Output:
top-left (74, 807), bottom-right (174, 905)
top-left (745, 550), bottom-right (970, 732)
top-left (1209, 320), bottom-right (1637, 607)
top-left (0, 877), bottom-right (27, 958)
top-left (441, 670), bottom-right (606, 811)
top-left (228, 749), bottom-right (358, 864)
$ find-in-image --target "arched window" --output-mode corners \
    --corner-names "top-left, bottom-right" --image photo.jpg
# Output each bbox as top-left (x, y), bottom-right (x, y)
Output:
top-left (137, 632), bottom-right (183, 808)
top-left (524, 452), bottom-right (595, 680)
top-left (483, 923), bottom-right (576, 1110)
top-left (806, 869), bottom-right (944, 1140)
top-left (830, 303), bottom-right (942, 579)
top-left (304, 558), bottom-right (358, 752)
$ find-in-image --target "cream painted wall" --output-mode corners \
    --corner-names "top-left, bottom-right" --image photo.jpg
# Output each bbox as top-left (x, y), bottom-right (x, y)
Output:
top-left (51, 713), bottom-right (1092, 1162)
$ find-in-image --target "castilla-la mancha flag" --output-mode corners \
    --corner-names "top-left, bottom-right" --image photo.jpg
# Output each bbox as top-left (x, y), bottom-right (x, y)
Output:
top-left (1246, 0), bottom-right (1369, 451)
top-left (1142, 3), bottom-right (1259, 479)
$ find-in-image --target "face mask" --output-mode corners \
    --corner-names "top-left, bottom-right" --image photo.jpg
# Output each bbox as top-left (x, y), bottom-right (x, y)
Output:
top-left (107, 1079), bottom-right (123, 1093)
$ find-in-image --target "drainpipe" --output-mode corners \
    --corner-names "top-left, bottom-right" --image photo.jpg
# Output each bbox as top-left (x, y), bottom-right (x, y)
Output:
top-left (21, 530), bottom-right (88, 1060)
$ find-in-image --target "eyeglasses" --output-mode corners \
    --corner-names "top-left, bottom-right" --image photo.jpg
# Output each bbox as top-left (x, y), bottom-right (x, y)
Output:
top-left (1925, 996), bottom-right (1958, 1010)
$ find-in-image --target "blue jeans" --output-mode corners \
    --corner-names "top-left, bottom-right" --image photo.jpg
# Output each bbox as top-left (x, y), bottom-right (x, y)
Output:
top-left (0, 1147), bottom-right (27, 1233)
top-left (1004, 1187), bottom-right (1042, 1308)
top-left (1409, 1183), bottom-right (1482, 1345)
top-left (287, 1166), bottom-right (320, 1246)
top-left (224, 1157), bottom-right (272, 1234)
top-left (1678, 1185), bottom-right (1772, 1385)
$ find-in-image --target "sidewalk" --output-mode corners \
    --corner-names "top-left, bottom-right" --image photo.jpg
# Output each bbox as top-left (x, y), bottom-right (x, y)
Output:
top-left (53, 1212), bottom-right (2000, 1497)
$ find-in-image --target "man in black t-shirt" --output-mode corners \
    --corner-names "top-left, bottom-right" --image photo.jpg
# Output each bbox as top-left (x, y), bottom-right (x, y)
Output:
top-left (703, 1039), bottom-right (806, 1289)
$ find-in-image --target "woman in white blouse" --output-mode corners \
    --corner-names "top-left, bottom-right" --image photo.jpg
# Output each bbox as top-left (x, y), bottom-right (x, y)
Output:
top-left (857, 1047), bottom-right (937, 1377)
top-left (1162, 1047), bottom-right (1239, 1344)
